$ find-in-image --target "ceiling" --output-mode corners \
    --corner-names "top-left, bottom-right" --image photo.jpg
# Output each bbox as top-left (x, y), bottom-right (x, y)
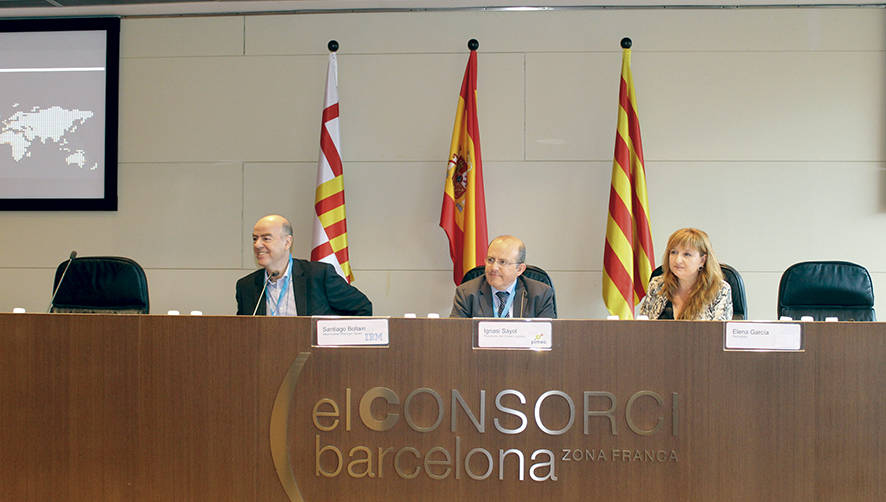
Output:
top-left (0, 0), bottom-right (881, 18)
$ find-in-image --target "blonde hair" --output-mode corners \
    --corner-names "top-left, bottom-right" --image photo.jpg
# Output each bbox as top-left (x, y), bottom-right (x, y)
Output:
top-left (661, 228), bottom-right (724, 320)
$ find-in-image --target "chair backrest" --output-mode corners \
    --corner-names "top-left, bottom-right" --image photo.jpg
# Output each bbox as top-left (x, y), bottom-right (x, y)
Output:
top-left (649, 263), bottom-right (748, 320)
top-left (777, 261), bottom-right (875, 321)
top-left (51, 256), bottom-right (150, 314)
top-left (461, 264), bottom-right (557, 317)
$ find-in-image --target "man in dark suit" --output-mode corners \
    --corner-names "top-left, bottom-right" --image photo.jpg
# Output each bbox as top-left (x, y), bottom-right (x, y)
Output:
top-left (450, 235), bottom-right (555, 318)
top-left (236, 214), bottom-right (371, 316)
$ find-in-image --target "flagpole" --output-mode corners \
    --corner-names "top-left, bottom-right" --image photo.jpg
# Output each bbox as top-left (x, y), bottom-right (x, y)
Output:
top-left (441, 37), bottom-right (488, 285)
top-left (602, 35), bottom-right (654, 319)
top-left (312, 37), bottom-right (355, 283)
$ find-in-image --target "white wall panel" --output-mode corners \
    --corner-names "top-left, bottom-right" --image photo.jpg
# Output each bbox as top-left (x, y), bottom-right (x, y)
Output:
top-left (0, 163), bottom-right (241, 269)
top-left (527, 51), bottom-right (886, 161)
top-left (873, 273), bottom-right (885, 322)
top-left (246, 11), bottom-right (550, 56)
top-left (525, 52), bottom-right (621, 161)
top-left (123, 17), bottom-right (244, 58)
top-left (339, 162), bottom-right (452, 270)
top-left (482, 161), bottom-right (611, 270)
top-left (645, 161), bottom-right (886, 272)
top-left (119, 56), bottom-right (327, 163)
top-left (339, 53), bottom-right (524, 161)
top-left (549, 271), bottom-right (605, 319)
top-left (147, 269), bottom-right (246, 315)
top-left (1, 7), bottom-right (884, 321)
top-left (116, 162), bottom-right (243, 269)
top-left (0, 211), bottom-right (117, 269)
top-left (0, 269), bottom-right (55, 314)
top-left (245, 9), bottom-right (886, 55)
top-left (735, 271), bottom-right (781, 321)
top-left (120, 52), bottom-right (526, 164)
top-left (356, 270), bottom-right (455, 317)
top-left (640, 52), bottom-right (886, 162)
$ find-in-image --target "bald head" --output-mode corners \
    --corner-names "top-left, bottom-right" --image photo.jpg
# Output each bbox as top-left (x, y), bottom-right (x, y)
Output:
top-left (491, 235), bottom-right (525, 264)
top-left (258, 214), bottom-right (292, 237)
top-left (484, 235), bottom-right (527, 291)
top-left (252, 214), bottom-right (293, 277)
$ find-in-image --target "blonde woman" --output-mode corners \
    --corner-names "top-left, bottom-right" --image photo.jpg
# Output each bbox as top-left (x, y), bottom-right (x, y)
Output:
top-left (638, 228), bottom-right (733, 320)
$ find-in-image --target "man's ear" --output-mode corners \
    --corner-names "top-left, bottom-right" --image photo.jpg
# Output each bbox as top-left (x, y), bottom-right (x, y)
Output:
top-left (516, 263), bottom-right (527, 276)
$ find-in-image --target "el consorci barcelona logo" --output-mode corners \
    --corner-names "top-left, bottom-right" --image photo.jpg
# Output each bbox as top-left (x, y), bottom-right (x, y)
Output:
top-left (269, 350), bottom-right (681, 501)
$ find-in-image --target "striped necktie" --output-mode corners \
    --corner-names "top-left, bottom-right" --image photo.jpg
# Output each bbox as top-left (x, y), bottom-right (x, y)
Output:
top-left (496, 291), bottom-right (510, 317)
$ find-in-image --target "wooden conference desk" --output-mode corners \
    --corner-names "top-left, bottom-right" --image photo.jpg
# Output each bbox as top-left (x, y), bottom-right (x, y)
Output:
top-left (0, 314), bottom-right (882, 501)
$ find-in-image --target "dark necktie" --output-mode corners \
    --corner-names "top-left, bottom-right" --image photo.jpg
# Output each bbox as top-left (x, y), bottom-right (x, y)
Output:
top-left (496, 291), bottom-right (510, 317)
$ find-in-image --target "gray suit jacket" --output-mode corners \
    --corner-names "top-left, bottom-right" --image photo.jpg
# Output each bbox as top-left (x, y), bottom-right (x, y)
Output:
top-left (450, 275), bottom-right (556, 318)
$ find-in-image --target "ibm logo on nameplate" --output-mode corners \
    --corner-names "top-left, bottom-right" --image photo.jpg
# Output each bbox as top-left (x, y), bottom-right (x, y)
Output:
top-left (315, 318), bottom-right (390, 346)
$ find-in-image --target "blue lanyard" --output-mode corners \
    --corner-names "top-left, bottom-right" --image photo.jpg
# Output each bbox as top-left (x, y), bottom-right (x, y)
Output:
top-left (494, 287), bottom-right (516, 318)
top-left (268, 257), bottom-right (292, 317)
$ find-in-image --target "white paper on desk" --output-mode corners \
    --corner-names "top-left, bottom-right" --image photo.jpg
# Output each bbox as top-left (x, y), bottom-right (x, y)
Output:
top-left (724, 322), bottom-right (802, 351)
top-left (316, 318), bottom-right (389, 346)
top-left (477, 320), bottom-right (552, 349)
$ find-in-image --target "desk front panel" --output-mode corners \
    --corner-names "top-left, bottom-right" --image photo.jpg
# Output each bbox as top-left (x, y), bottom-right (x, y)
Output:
top-left (0, 315), bottom-right (881, 501)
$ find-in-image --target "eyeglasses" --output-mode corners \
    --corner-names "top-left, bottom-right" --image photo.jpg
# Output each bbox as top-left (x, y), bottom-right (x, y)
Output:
top-left (485, 256), bottom-right (521, 267)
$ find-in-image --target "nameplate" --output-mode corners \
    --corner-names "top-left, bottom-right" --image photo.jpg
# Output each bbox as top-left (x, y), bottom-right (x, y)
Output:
top-left (724, 322), bottom-right (803, 351)
top-left (476, 320), bottom-right (552, 350)
top-left (315, 318), bottom-right (389, 346)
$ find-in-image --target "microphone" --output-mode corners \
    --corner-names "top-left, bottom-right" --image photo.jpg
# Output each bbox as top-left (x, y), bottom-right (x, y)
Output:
top-left (252, 270), bottom-right (280, 316)
top-left (48, 251), bottom-right (77, 313)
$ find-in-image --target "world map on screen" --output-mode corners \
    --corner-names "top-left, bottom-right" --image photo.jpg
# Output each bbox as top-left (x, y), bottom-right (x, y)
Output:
top-left (0, 104), bottom-right (97, 170)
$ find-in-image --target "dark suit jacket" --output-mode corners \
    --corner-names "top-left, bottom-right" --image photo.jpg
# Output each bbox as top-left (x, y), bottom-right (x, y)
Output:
top-left (236, 258), bottom-right (372, 316)
top-left (450, 275), bottom-right (556, 318)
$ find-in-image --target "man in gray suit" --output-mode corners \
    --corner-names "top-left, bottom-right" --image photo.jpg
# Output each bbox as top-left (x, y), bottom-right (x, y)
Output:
top-left (450, 235), bottom-right (555, 318)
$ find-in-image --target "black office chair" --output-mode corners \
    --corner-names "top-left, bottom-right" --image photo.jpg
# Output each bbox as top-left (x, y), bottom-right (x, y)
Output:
top-left (50, 256), bottom-right (150, 314)
top-left (777, 261), bottom-right (875, 321)
top-left (650, 263), bottom-right (748, 320)
top-left (461, 264), bottom-right (557, 317)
